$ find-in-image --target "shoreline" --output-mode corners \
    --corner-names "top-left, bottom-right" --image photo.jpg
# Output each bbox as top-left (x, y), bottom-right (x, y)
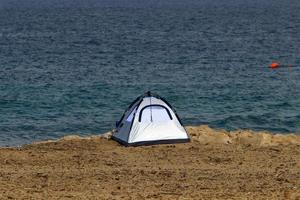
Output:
top-left (0, 125), bottom-right (299, 199)
top-left (16, 125), bottom-right (300, 148)
top-left (1, 125), bottom-right (300, 149)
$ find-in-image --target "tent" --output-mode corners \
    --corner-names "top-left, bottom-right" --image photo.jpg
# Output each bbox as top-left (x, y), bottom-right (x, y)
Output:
top-left (112, 91), bottom-right (190, 146)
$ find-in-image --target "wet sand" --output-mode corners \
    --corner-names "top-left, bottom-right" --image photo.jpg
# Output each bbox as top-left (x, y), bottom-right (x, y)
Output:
top-left (0, 125), bottom-right (300, 199)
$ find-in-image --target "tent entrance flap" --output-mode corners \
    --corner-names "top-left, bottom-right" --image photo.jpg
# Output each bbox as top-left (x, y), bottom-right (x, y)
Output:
top-left (139, 105), bottom-right (173, 122)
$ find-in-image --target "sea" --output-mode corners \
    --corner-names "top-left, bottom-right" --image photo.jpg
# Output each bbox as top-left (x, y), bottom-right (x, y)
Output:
top-left (1, 0), bottom-right (300, 146)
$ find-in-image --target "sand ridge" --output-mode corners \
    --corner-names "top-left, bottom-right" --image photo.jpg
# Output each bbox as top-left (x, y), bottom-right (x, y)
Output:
top-left (187, 125), bottom-right (300, 146)
top-left (0, 125), bottom-right (299, 199)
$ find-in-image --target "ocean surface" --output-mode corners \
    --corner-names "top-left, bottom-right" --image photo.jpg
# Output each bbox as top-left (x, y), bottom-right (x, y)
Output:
top-left (1, 0), bottom-right (300, 146)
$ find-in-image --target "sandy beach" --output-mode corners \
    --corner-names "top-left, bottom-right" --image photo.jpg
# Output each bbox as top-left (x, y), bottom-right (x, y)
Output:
top-left (0, 125), bottom-right (300, 199)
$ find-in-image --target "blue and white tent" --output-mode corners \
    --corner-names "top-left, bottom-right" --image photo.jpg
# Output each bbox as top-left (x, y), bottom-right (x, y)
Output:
top-left (112, 91), bottom-right (190, 146)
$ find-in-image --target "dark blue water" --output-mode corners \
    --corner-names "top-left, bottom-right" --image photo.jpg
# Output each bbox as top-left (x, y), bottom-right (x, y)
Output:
top-left (1, 0), bottom-right (300, 146)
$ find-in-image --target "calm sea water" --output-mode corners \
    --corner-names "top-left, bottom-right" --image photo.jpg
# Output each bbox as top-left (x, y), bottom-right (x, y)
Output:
top-left (1, 0), bottom-right (300, 146)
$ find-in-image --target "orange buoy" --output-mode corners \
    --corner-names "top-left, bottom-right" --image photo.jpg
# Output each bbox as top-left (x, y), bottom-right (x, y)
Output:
top-left (269, 62), bottom-right (280, 68)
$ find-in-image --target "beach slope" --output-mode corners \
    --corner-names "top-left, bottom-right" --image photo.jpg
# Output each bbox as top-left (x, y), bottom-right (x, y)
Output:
top-left (0, 125), bottom-right (300, 199)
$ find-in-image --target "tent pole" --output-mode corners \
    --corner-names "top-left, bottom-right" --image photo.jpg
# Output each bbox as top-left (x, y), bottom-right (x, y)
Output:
top-left (150, 97), bottom-right (153, 122)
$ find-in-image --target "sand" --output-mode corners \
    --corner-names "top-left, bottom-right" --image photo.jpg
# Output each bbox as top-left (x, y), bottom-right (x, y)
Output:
top-left (0, 125), bottom-right (300, 199)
